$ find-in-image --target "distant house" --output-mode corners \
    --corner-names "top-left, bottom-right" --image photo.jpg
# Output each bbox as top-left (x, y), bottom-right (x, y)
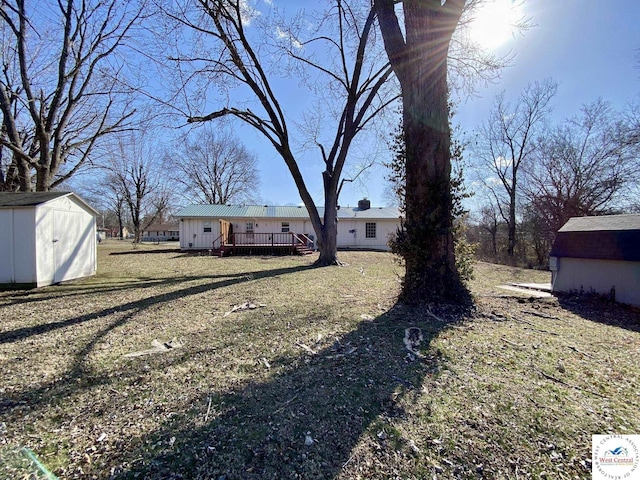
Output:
top-left (143, 222), bottom-right (180, 242)
top-left (549, 214), bottom-right (640, 307)
top-left (175, 199), bottom-right (401, 254)
top-left (97, 227), bottom-right (109, 241)
top-left (0, 191), bottom-right (98, 287)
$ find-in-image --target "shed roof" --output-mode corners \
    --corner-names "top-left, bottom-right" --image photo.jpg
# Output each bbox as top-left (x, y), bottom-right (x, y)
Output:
top-left (176, 204), bottom-right (401, 220)
top-left (558, 214), bottom-right (640, 232)
top-left (0, 191), bottom-right (99, 215)
top-left (550, 214), bottom-right (640, 262)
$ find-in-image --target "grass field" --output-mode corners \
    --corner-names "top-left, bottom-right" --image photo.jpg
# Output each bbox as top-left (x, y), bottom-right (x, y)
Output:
top-left (1, 240), bottom-right (639, 479)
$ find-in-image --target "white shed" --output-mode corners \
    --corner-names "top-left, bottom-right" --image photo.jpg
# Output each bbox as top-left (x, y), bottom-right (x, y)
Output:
top-left (0, 192), bottom-right (98, 287)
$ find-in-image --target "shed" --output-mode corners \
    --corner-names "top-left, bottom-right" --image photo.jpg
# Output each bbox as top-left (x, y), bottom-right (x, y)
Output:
top-left (549, 214), bottom-right (640, 306)
top-left (0, 192), bottom-right (98, 287)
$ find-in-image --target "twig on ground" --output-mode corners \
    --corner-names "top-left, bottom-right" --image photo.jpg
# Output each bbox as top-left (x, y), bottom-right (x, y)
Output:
top-left (342, 451), bottom-right (357, 470)
top-left (261, 357), bottom-right (271, 369)
top-left (525, 326), bottom-right (559, 336)
top-left (204, 397), bottom-right (212, 423)
top-left (272, 395), bottom-right (299, 415)
top-left (523, 310), bottom-right (560, 320)
top-left (501, 337), bottom-right (525, 349)
top-left (426, 309), bottom-right (445, 323)
top-left (567, 345), bottom-right (594, 358)
top-left (513, 317), bottom-right (559, 336)
top-left (296, 342), bottom-right (317, 355)
top-left (532, 366), bottom-right (605, 398)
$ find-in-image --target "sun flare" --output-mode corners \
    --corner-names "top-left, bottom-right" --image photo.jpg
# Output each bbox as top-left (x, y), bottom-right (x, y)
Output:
top-left (468, 0), bottom-right (523, 50)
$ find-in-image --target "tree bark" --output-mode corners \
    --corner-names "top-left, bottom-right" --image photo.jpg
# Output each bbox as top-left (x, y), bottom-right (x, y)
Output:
top-left (316, 183), bottom-right (339, 266)
top-left (400, 64), bottom-right (466, 302)
top-left (375, 0), bottom-right (469, 304)
top-left (507, 182), bottom-right (517, 258)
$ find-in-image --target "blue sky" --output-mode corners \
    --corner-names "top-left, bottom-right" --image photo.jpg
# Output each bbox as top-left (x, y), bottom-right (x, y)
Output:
top-left (457, 0), bottom-right (640, 131)
top-left (173, 1), bottom-right (640, 209)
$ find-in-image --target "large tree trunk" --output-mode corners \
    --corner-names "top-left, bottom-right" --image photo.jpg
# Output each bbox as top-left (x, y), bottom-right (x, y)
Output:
top-left (400, 66), bottom-right (466, 303)
top-left (315, 180), bottom-right (340, 266)
top-left (36, 166), bottom-right (51, 192)
top-left (375, 0), bottom-right (469, 304)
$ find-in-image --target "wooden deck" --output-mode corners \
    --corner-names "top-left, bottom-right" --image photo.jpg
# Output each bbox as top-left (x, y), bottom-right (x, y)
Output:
top-left (212, 232), bottom-right (314, 257)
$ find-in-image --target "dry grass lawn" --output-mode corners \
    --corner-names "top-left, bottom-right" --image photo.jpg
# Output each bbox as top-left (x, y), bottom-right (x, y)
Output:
top-left (0, 240), bottom-right (639, 479)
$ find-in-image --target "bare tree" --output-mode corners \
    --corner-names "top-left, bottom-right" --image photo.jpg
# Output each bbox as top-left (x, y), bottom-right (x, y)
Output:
top-left (477, 203), bottom-right (500, 258)
top-left (473, 79), bottom-right (557, 258)
top-left (0, 0), bottom-right (144, 191)
top-left (162, 0), bottom-right (395, 266)
top-left (524, 99), bottom-right (640, 241)
top-left (100, 135), bottom-right (170, 243)
top-left (171, 128), bottom-right (259, 204)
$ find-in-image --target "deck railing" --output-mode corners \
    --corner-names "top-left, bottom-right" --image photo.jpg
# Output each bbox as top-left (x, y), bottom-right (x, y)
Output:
top-left (212, 233), bottom-right (225, 249)
top-left (229, 232), bottom-right (311, 247)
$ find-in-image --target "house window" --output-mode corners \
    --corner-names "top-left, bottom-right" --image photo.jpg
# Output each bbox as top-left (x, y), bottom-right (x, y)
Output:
top-left (203, 221), bottom-right (212, 233)
top-left (281, 222), bottom-right (290, 233)
top-left (365, 222), bottom-right (376, 238)
top-left (246, 222), bottom-right (254, 232)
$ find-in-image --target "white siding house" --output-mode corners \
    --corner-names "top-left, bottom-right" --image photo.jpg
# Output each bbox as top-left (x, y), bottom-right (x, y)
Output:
top-left (143, 222), bottom-right (180, 242)
top-left (549, 214), bottom-right (640, 307)
top-left (0, 192), bottom-right (98, 287)
top-left (176, 202), bottom-right (401, 252)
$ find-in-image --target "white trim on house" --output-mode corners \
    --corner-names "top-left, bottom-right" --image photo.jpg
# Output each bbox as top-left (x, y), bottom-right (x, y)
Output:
top-left (176, 204), bottom-right (401, 251)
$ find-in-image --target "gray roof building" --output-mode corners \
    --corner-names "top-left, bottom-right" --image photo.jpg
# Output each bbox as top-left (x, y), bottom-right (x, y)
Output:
top-left (550, 214), bottom-right (640, 262)
top-left (549, 214), bottom-right (640, 307)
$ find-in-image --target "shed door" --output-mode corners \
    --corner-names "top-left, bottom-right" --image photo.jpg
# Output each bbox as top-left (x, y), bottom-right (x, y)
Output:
top-left (53, 210), bottom-right (92, 283)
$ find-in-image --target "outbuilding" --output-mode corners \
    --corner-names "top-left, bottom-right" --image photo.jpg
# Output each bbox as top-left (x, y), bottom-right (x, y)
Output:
top-left (549, 214), bottom-right (640, 307)
top-left (176, 199), bottom-right (401, 254)
top-left (0, 191), bottom-right (98, 287)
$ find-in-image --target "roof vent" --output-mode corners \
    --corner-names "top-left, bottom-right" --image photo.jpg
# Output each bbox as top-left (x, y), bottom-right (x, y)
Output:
top-left (357, 198), bottom-right (371, 210)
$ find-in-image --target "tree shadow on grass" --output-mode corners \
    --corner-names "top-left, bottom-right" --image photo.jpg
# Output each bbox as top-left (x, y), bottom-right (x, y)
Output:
top-left (0, 265), bottom-right (314, 345)
top-left (108, 304), bottom-right (469, 480)
top-left (0, 264), bottom-right (316, 421)
top-left (557, 295), bottom-right (640, 333)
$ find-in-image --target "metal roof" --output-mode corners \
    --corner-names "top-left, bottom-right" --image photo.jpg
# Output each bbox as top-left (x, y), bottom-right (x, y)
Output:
top-left (0, 191), bottom-right (99, 215)
top-left (176, 204), bottom-right (401, 220)
top-left (336, 206), bottom-right (401, 219)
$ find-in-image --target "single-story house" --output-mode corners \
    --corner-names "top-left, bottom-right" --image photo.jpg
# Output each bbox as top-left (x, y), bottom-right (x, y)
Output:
top-left (0, 191), bottom-right (98, 287)
top-left (549, 214), bottom-right (640, 307)
top-left (176, 199), bottom-right (401, 253)
top-left (97, 227), bottom-right (109, 241)
top-left (143, 222), bottom-right (180, 242)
